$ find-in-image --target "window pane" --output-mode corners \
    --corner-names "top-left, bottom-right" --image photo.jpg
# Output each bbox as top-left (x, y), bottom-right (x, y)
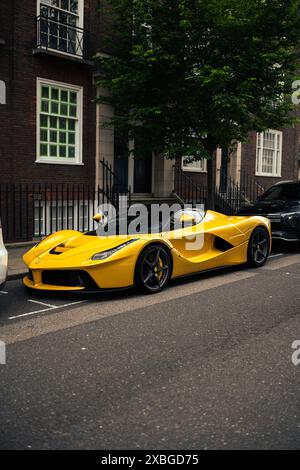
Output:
top-left (40, 144), bottom-right (48, 157)
top-left (60, 103), bottom-right (68, 116)
top-left (59, 132), bottom-right (67, 143)
top-left (50, 116), bottom-right (58, 129)
top-left (51, 88), bottom-right (59, 100)
top-left (70, 0), bottom-right (78, 14)
top-left (40, 115), bottom-right (48, 128)
top-left (68, 119), bottom-right (75, 131)
top-left (51, 101), bottom-right (59, 114)
top-left (61, 90), bottom-right (68, 102)
top-left (68, 132), bottom-right (75, 145)
top-left (50, 145), bottom-right (57, 157)
top-left (40, 129), bottom-right (48, 142)
top-left (50, 131), bottom-right (58, 143)
top-left (41, 100), bottom-right (49, 113)
top-left (42, 86), bottom-right (50, 99)
top-left (68, 146), bottom-right (75, 158)
top-left (60, 118), bottom-right (67, 129)
top-left (59, 146), bottom-right (67, 157)
top-left (61, 0), bottom-right (69, 11)
top-left (70, 92), bottom-right (77, 104)
top-left (69, 105), bottom-right (77, 118)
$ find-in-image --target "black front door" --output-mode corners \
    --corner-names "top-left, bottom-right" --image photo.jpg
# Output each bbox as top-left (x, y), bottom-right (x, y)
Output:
top-left (134, 156), bottom-right (152, 193)
top-left (134, 136), bottom-right (152, 193)
top-left (114, 135), bottom-right (129, 193)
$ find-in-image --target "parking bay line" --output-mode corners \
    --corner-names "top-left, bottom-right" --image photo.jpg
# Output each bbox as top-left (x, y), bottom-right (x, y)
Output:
top-left (0, 291), bottom-right (8, 295)
top-left (8, 300), bottom-right (88, 321)
top-left (28, 299), bottom-right (58, 309)
top-left (269, 253), bottom-right (284, 259)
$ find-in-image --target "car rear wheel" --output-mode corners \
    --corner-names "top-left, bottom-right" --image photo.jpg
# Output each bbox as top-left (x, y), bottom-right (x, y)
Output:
top-left (247, 227), bottom-right (270, 268)
top-left (135, 244), bottom-right (172, 294)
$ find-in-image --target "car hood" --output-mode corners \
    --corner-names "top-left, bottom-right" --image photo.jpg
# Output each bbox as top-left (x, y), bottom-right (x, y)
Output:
top-left (239, 200), bottom-right (300, 215)
top-left (24, 230), bottom-right (141, 266)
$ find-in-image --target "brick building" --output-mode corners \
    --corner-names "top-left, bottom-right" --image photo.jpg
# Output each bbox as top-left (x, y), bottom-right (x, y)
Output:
top-left (180, 126), bottom-right (300, 197)
top-left (0, 0), bottom-right (102, 186)
top-left (0, 1), bottom-right (300, 242)
top-left (0, 0), bottom-right (110, 241)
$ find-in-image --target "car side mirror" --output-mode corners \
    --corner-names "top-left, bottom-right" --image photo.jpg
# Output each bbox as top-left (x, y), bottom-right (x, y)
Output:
top-left (93, 213), bottom-right (104, 223)
top-left (180, 214), bottom-right (196, 225)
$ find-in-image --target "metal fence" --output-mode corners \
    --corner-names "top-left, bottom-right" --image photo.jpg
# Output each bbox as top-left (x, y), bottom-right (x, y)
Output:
top-left (0, 183), bottom-right (129, 244)
top-left (174, 165), bottom-right (207, 207)
top-left (174, 165), bottom-right (267, 215)
top-left (36, 15), bottom-right (89, 60)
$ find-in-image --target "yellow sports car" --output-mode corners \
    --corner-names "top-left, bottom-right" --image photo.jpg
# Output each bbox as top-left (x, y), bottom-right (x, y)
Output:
top-left (23, 209), bottom-right (271, 295)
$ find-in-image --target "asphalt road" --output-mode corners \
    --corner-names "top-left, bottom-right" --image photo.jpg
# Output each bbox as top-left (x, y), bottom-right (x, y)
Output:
top-left (0, 247), bottom-right (300, 450)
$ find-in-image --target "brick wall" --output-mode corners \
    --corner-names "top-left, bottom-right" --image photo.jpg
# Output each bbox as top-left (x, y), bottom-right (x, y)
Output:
top-left (0, 0), bottom-right (103, 186)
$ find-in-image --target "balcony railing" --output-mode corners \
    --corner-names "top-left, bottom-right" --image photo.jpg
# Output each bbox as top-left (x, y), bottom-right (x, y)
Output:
top-left (36, 15), bottom-right (89, 60)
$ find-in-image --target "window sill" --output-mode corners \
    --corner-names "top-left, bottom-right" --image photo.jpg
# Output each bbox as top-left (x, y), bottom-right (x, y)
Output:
top-left (32, 47), bottom-right (94, 66)
top-left (255, 173), bottom-right (282, 178)
top-left (182, 168), bottom-right (208, 174)
top-left (36, 160), bottom-right (84, 166)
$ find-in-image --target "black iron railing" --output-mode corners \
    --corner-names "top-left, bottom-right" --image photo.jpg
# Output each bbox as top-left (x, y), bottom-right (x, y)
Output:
top-left (0, 179), bottom-right (130, 244)
top-left (36, 15), bottom-right (89, 59)
top-left (174, 165), bottom-right (207, 207)
top-left (217, 173), bottom-right (244, 214)
top-left (100, 158), bottom-right (131, 207)
top-left (174, 165), bottom-right (268, 215)
top-left (240, 168), bottom-right (266, 203)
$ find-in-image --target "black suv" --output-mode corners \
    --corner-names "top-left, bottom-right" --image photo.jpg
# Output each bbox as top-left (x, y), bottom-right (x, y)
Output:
top-left (238, 181), bottom-right (300, 243)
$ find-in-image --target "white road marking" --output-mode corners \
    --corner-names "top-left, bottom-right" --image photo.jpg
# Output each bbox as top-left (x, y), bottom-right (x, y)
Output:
top-left (28, 299), bottom-right (57, 309)
top-left (8, 301), bottom-right (87, 321)
top-left (269, 253), bottom-right (284, 259)
top-left (0, 291), bottom-right (8, 295)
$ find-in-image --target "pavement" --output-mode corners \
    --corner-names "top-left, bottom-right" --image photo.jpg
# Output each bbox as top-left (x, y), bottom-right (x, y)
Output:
top-left (6, 245), bottom-right (29, 280)
top-left (0, 250), bottom-right (300, 449)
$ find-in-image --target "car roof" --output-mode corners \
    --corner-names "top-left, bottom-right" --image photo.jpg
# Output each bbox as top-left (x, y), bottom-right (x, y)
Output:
top-left (274, 180), bottom-right (300, 186)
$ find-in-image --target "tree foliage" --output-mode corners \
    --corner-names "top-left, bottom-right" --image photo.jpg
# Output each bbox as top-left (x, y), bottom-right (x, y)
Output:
top-left (97, 0), bottom-right (300, 166)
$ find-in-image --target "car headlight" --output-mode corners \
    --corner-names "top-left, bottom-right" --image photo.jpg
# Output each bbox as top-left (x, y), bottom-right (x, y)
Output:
top-left (92, 239), bottom-right (139, 261)
top-left (283, 213), bottom-right (300, 228)
top-left (283, 212), bottom-right (300, 222)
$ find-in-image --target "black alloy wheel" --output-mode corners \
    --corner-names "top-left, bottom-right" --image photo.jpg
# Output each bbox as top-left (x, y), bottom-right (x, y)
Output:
top-left (248, 227), bottom-right (270, 268)
top-left (135, 244), bottom-right (172, 294)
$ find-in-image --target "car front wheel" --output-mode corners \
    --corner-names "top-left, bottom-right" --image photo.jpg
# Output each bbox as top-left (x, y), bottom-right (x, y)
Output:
top-left (247, 227), bottom-right (270, 268)
top-left (135, 244), bottom-right (172, 294)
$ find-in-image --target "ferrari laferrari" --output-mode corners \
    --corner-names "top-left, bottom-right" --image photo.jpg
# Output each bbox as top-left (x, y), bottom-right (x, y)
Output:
top-left (23, 209), bottom-right (271, 295)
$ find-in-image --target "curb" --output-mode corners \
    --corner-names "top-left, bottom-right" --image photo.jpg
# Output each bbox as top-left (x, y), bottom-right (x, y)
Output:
top-left (7, 272), bottom-right (27, 282)
top-left (6, 242), bottom-right (36, 250)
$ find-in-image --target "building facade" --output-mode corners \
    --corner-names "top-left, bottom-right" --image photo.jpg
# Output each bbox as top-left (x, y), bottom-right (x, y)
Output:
top-left (180, 127), bottom-right (300, 195)
top-left (0, 0), bottom-right (102, 186)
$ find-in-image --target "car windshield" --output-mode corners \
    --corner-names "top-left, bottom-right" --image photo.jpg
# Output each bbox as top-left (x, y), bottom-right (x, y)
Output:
top-left (259, 183), bottom-right (300, 202)
top-left (95, 209), bottom-right (205, 236)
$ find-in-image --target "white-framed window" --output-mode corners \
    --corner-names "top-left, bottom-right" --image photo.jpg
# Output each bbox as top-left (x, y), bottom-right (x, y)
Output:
top-left (36, 78), bottom-right (83, 165)
top-left (37, 0), bottom-right (84, 58)
top-left (182, 157), bottom-right (207, 173)
top-left (256, 130), bottom-right (282, 177)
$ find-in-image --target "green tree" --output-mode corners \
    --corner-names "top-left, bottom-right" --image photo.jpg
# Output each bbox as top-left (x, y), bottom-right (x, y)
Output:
top-left (97, 0), bottom-right (300, 208)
